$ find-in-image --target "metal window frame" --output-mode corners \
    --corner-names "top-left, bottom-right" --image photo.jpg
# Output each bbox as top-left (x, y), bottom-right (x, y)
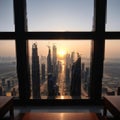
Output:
top-left (0, 0), bottom-right (120, 105)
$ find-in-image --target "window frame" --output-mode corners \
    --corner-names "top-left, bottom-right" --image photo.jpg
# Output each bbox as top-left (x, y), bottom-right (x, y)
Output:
top-left (0, 0), bottom-right (120, 105)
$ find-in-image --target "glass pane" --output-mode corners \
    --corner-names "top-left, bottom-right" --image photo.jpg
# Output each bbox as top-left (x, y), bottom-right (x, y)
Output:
top-left (106, 0), bottom-right (120, 31)
top-left (102, 40), bottom-right (120, 96)
top-left (27, 0), bottom-right (94, 31)
top-left (0, 40), bottom-right (19, 97)
top-left (0, 0), bottom-right (14, 31)
top-left (29, 40), bottom-right (91, 99)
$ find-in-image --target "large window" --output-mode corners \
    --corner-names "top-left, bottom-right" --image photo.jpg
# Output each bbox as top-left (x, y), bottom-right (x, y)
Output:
top-left (29, 40), bottom-right (91, 99)
top-left (106, 0), bottom-right (120, 31)
top-left (0, 40), bottom-right (19, 97)
top-left (27, 0), bottom-right (94, 31)
top-left (0, 0), bottom-right (120, 103)
top-left (102, 40), bottom-right (120, 96)
top-left (0, 0), bottom-right (14, 31)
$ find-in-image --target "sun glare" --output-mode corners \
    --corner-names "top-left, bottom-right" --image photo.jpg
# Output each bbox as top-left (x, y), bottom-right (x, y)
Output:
top-left (58, 49), bottom-right (66, 58)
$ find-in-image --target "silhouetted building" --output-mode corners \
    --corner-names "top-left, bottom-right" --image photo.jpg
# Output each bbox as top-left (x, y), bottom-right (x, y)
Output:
top-left (71, 52), bottom-right (75, 65)
top-left (82, 63), bottom-right (85, 71)
top-left (47, 47), bottom-right (52, 74)
top-left (117, 87), bottom-right (120, 95)
top-left (58, 61), bottom-right (62, 73)
top-left (81, 63), bottom-right (85, 80)
top-left (65, 67), bottom-right (70, 84)
top-left (70, 56), bottom-right (81, 98)
top-left (52, 45), bottom-right (58, 82)
top-left (41, 63), bottom-right (45, 83)
top-left (53, 45), bottom-right (57, 72)
top-left (65, 53), bottom-right (71, 89)
top-left (85, 67), bottom-right (89, 82)
top-left (66, 53), bottom-right (71, 68)
top-left (48, 74), bottom-right (55, 98)
top-left (65, 66), bottom-right (70, 94)
top-left (32, 43), bottom-right (40, 99)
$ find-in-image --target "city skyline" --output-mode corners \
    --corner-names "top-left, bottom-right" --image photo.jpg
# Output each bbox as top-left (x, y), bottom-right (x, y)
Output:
top-left (0, 40), bottom-right (120, 60)
top-left (31, 43), bottom-right (88, 99)
top-left (0, 42), bottom-right (120, 98)
top-left (0, 0), bottom-right (120, 99)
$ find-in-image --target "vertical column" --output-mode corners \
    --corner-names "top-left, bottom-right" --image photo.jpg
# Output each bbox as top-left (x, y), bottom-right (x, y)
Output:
top-left (90, 0), bottom-right (107, 100)
top-left (14, 0), bottom-right (30, 100)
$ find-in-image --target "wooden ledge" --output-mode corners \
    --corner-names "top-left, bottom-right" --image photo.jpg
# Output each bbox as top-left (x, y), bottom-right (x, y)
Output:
top-left (15, 112), bottom-right (100, 120)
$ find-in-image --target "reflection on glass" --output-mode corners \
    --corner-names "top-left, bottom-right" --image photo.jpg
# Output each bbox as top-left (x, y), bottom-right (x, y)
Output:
top-left (27, 0), bottom-right (94, 31)
top-left (102, 40), bottom-right (120, 96)
top-left (0, 41), bottom-right (18, 97)
top-left (29, 40), bottom-right (91, 99)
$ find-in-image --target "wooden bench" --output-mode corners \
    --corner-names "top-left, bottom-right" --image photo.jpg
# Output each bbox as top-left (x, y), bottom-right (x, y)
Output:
top-left (0, 96), bottom-right (14, 120)
top-left (17, 112), bottom-right (100, 120)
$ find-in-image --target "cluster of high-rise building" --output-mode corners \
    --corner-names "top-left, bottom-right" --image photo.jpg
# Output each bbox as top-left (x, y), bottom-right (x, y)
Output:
top-left (31, 43), bottom-right (91, 99)
top-left (32, 43), bottom-right (59, 99)
top-left (0, 43), bottom-right (120, 99)
top-left (1, 43), bottom-right (120, 99)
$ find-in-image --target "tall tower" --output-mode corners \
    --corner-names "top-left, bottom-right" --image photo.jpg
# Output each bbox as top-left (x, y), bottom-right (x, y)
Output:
top-left (53, 45), bottom-right (57, 68)
top-left (52, 44), bottom-right (58, 82)
top-left (71, 52), bottom-right (75, 65)
top-left (32, 43), bottom-right (40, 99)
top-left (65, 53), bottom-right (71, 87)
top-left (41, 63), bottom-right (45, 83)
top-left (48, 73), bottom-right (55, 98)
top-left (70, 55), bottom-right (81, 99)
top-left (47, 47), bottom-right (52, 74)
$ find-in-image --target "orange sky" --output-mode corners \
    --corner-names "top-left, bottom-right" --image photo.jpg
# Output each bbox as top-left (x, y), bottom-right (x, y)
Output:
top-left (29, 40), bottom-right (91, 59)
top-left (0, 40), bottom-right (120, 59)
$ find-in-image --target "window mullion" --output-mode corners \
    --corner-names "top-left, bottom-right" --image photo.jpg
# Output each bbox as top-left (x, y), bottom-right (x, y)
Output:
top-left (90, 0), bottom-right (107, 100)
top-left (14, 0), bottom-right (30, 100)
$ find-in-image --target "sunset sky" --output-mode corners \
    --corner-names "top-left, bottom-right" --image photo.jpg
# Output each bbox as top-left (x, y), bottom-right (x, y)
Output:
top-left (0, 0), bottom-right (120, 59)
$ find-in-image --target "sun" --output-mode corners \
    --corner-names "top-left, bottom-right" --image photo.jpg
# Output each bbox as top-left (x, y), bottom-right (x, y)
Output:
top-left (58, 49), bottom-right (66, 58)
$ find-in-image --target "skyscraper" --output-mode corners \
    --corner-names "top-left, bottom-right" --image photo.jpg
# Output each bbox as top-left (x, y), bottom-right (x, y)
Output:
top-left (66, 53), bottom-right (71, 68)
top-left (48, 73), bottom-right (55, 98)
top-left (65, 53), bottom-right (71, 86)
top-left (53, 45), bottom-right (57, 70)
top-left (70, 55), bottom-right (81, 99)
top-left (32, 43), bottom-right (40, 99)
top-left (81, 63), bottom-right (85, 80)
top-left (41, 63), bottom-right (45, 83)
top-left (65, 67), bottom-right (70, 85)
top-left (71, 52), bottom-right (75, 65)
top-left (47, 47), bottom-right (52, 74)
top-left (82, 63), bottom-right (85, 71)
